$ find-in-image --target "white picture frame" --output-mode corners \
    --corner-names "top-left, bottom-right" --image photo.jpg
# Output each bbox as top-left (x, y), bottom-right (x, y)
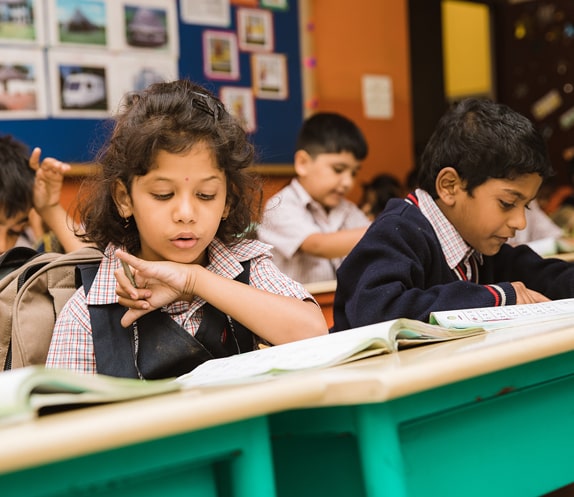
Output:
top-left (251, 53), bottom-right (288, 100)
top-left (47, 0), bottom-right (109, 49)
top-left (237, 8), bottom-right (274, 52)
top-left (220, 86), bottom-right (256, 132)
top-left (203, 30), bottom-right (240, 80)
top-left (0, 48), bottom-right (48, 119)
top-left (109, 0), bottom-right (179, 55)
top-left (0, 0), bottom-right (46, 46)
top-left (48, 48), bottom-right (112, 118)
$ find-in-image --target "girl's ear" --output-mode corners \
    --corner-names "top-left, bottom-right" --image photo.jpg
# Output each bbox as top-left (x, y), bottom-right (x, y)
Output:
top-left (294, 150), bottom-right (312, 177)
top-left (435, 167), bottom-right (464, 207)
top-left (112, 180), bottom-right (133, 218)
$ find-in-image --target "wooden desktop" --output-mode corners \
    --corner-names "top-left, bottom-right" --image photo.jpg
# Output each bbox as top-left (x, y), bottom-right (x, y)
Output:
top-left (2, 319), bottom-right (574, 497)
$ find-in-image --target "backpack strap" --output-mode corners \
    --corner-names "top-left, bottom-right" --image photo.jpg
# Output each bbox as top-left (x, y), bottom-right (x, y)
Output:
top-left (79, 260), bottom-right (254, 380)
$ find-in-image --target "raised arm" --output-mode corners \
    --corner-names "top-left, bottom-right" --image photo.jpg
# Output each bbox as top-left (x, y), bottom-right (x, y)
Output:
top-left (29, 147), bottom-right (88, 253)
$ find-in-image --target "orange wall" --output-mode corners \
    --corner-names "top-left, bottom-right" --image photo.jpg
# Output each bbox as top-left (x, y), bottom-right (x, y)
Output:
top-left (312, 0), bottom-right (413, 203)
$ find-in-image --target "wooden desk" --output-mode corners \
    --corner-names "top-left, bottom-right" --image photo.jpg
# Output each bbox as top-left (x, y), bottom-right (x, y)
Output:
top-left (0, 378), bottom-right (325, 497)
top-left (270, 320), bottom-right (574, 497)
top-left (3, 320), bottom-right (574, 497)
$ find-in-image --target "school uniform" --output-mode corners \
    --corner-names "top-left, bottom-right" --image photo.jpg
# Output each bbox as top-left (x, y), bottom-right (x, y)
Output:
top-left (46, 238), bottom-right (313, 374)
top-left (257, 179), bottom-right (371, 284)
top-left (332, 189), bottom-right (574, 332)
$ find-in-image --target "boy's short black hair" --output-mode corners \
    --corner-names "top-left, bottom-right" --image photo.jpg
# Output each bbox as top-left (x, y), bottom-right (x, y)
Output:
top-left (295, 112), bottom-right (368, 161)
top-left (0, 135), bottom-right (34, 218)
top-left (418, 98), bottom-right (553, 198)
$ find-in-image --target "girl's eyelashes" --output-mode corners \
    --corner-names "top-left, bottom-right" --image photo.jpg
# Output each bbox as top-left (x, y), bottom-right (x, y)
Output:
top-left (196, 193), bottom-right (216, 200)
top-left (151, 192), bottom-right (174, 200)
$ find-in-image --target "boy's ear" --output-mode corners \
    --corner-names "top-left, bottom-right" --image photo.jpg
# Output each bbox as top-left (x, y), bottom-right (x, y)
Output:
top-left (294, 150), bottom-right (312, 177)
top-left (112, 180), bottom-right (133, 218)
top-left (435, 167), bottom-right (464, 206)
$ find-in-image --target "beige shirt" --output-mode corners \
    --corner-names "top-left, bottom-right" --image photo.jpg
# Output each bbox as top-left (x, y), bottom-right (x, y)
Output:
top-left (257, 179), bottom-right (370, 284)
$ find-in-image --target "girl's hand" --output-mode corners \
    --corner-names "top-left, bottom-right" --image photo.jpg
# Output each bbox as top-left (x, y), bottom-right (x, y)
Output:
top-left (114, 249), bottom-right (197, 327)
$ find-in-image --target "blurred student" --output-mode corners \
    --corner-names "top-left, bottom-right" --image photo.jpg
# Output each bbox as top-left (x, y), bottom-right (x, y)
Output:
top-left (0, 135), bottom-right (85, 255)
top-left (333, 98), bottom-right (574, 331)
top-left (359, 173), bottom-right (403, 221)
top-left (257, 112), bottom-right (371, 284)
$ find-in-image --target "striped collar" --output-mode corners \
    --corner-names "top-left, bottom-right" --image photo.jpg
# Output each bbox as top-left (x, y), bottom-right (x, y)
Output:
top-left (412, 188), bottom-right (483, 272)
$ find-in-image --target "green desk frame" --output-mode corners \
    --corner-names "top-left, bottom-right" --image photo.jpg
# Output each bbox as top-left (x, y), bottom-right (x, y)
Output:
top-left (1, 416), bottom-right (275, 497)
top-left (271, 350), bottom-right (574, 497)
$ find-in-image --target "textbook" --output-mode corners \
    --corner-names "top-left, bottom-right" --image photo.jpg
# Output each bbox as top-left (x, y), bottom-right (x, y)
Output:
top-left (429, 297), bottom-right (574, 329)
top-left (0, 318), bottom-right (485, 424)
top-left (0, 366), bottom-right (179, 426)
top-left (176, 318), bottom-right (485, 388)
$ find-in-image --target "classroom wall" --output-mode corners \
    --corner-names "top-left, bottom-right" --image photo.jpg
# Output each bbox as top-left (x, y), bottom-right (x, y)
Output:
top-left (63, 0), bottom-right (414, 209)
top-left (312, 0), bottom-right (414, 204)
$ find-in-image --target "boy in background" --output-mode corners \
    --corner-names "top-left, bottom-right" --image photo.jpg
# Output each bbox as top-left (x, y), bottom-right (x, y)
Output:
top-left (333, 98), bottom-right (574, 331)
top-left (257, 112), bottom-right (371, 284)
top-left (0, 134), bottom-right (85, 255)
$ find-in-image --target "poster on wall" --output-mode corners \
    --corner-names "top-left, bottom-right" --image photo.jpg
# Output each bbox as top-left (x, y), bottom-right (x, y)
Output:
top-left (47, 0), bottom-right (109, 49)
top-left (203, 30), bottom-right (240, 80)
top-left (0, 48), bottom-right (48, 119)
top-left (237, 8), bottom-right (274, 52)
top-left (109, 54), bottom-right (179, 114)
top-left (48, 49), bottom-right (112, 118)
top-left (179, 0), bottom-right (230, 27)
top-left (108, 0), bottom-right (179, 55)
top-left (220, 86), bottom-right (256, 132)
top-left (251, 53), bottom-right (288, 99)
top-left (0, 0), bottom-right (46, 46)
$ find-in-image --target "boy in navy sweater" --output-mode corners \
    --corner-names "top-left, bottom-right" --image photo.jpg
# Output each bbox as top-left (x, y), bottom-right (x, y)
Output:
top-left (333, 98), bottom-right (574, 331)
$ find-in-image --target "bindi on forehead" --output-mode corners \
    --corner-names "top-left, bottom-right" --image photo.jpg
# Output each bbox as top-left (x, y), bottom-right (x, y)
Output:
top-left (185, 177), bottom-right (189, 181)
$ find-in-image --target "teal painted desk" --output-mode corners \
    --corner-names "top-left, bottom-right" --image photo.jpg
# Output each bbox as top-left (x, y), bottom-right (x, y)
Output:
top-left (0, 376), bottom-right (325, 497)
top-left (270, 320), bottom-right (574, 497)
top-left (2, 320), bottom-right (574, 497)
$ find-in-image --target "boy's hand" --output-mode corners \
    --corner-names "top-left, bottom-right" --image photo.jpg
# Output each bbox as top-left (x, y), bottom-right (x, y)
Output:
top-left (511, 281), bottom-right (550, 304)
top-left (29, 147), bottom-right (71, 213)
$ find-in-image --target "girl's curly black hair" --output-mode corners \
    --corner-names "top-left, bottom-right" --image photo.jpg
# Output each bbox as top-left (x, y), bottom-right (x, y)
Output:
top-left (75, 79), bottom-right (262, 255)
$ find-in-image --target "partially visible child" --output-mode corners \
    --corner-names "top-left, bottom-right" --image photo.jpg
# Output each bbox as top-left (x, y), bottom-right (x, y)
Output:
top-left (46, 79), bottom-right (328, 378)
top-left (333, 98), bottom-right (574, 331)
top-left (359, 173), bottom-right (404, 221)
top-left (0, 134), bottom-right (84, 254)
top-left (257, 112), bottom-right (371, 284)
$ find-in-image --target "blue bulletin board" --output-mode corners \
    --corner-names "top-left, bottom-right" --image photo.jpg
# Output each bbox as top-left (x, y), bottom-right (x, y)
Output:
top-left (0, 1), bottom-right (303, 165)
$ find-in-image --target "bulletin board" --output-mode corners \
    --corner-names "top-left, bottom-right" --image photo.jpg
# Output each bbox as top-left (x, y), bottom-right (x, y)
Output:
top-left (0, 0), bottom-right (304, 165)
top-left (494, 0), bottom-right (574, 184)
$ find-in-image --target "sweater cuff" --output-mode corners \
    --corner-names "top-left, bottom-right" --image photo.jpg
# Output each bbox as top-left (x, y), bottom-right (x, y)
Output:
top-left (484, 282), bottom-right (516, 306)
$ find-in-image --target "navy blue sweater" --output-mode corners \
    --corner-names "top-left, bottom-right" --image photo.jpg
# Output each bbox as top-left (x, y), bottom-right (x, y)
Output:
top-left (333, 196), bottom-right (574, 331)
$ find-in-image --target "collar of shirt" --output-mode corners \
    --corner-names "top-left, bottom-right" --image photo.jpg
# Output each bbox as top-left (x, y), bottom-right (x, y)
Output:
top-left (290, 178), bottom-right (356, 227)
top-left (415, 188), bottom-right (483, 270)
top-left (86, 238), bottom-right (269, 312)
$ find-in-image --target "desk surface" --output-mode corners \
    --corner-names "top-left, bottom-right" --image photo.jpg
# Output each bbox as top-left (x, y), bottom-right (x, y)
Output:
top-left (2, 318), bottom-right (574, 474)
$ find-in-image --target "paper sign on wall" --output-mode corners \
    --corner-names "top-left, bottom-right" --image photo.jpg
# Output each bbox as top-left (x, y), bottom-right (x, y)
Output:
top-left (362, 74), bottom-right (393, 119)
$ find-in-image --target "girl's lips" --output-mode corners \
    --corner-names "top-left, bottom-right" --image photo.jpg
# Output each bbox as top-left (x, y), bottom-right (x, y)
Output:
top-left (170, 235), bottom-right (198, 249)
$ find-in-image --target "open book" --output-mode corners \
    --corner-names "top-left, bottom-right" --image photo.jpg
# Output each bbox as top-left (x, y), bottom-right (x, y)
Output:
top-left (430, 297), bottom-right (574, 329)
top-left (0, 318), bottom-right (484, 425)
top-left (0, 367), bottom-right (179, 426)
top-left (176, 318), bottom-right (485, 388)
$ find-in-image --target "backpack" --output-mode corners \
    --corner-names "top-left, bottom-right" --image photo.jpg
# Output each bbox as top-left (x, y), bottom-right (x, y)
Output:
top-left (0, 246), bottom-right (104, 370)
